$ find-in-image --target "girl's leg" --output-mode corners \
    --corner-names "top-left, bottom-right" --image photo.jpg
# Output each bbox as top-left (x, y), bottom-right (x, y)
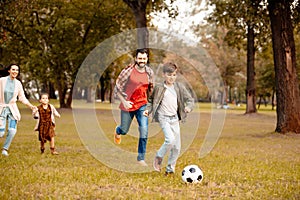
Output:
top-left (40, 140), bottom-right (45, 153)
top-left (50, 137), bottom-right (58, 155)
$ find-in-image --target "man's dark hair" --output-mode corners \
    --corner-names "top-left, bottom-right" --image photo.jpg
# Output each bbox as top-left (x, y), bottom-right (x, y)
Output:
top-left (135, 48), bottom-right (149, 58)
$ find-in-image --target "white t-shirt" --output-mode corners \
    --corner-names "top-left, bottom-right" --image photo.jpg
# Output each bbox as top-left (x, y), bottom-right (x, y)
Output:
top-left (158, 84), bottom-right (178, 116)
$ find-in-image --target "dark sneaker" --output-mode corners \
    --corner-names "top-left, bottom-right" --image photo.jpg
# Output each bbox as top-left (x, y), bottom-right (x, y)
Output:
top-left (114, 133), bottom-right (121, 144)
top-left (153, 156), bottom-right (162, 172)
top-left (165, 171), bottom-right (174, 176)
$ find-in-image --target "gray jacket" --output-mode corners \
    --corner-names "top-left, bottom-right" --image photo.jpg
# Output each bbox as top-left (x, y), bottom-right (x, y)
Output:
top-left (146, 82), bottom-right (194, 122)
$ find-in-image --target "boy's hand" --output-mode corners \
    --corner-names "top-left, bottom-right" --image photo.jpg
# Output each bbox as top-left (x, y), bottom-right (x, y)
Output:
top-left (184, 107), bottom-right (191, 113)
top-left (143, 110), bottom-right (149, 117)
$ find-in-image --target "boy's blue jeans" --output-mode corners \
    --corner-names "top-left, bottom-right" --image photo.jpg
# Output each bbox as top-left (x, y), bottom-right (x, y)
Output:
top-left (0, 113), bottom-right (17, 151)
top-left (116, 104), bottom-right (148, 161)
top-left (157, 114), bottom-right (180, 173)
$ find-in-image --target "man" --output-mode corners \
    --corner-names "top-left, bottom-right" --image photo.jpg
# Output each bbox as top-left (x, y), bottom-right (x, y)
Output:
top-left (114, 48), bottom-right (154, 166)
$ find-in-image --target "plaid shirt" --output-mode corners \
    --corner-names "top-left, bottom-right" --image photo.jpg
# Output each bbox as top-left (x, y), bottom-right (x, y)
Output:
top-left (114, 63), bottom-right (154, 99)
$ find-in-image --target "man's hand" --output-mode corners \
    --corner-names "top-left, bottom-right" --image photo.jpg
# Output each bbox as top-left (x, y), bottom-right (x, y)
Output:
top-left (123, 100), bottom-right (133, 110)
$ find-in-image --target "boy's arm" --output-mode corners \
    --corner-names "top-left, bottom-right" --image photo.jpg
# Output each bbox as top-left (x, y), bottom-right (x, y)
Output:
top-left (182, 85), bottom-right (195, 113)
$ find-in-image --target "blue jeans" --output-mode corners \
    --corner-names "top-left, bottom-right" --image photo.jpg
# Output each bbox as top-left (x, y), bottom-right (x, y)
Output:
top-left (157, 114), bottom-right (180, 173)
top-left (116, 105), bottom-right (148, 161)
top-left (0, 112), bottom-right (17, 151)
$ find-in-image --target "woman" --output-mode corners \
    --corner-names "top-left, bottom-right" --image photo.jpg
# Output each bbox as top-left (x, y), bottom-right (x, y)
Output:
top-left (0, 64), bottom-right (36, 156)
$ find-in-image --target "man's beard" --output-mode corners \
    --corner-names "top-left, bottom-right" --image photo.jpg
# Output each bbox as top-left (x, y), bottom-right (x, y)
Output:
top-left (136, 62), bottom-right (146, 68)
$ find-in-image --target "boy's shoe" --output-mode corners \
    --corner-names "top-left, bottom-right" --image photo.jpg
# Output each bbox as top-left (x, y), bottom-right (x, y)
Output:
top-left (2, 149), bottom-right (9, 156)
top-left (153, 156), bottom-right (162, 172)
top-left (165, 171), bottom-right (174, 176)
top-left (114, 133), bottom-right (121, 144)
top-left (137, 160), bottom-right (148, 166)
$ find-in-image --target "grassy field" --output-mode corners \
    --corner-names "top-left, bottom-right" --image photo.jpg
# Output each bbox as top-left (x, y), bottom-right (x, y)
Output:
top-left (0, 101), bottom-right (299, 199)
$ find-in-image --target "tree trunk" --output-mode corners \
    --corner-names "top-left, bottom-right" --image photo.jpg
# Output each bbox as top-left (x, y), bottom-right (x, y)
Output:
top-left (123, 0), bottom-right (150, 49)
top-left (268, 0), bottom-right (300, 133)
top-left (245, 24), bottom-right (257, 114)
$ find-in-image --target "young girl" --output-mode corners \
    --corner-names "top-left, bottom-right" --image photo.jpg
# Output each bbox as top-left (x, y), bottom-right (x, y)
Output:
top-left (33, 93), bottom-right (60, 155)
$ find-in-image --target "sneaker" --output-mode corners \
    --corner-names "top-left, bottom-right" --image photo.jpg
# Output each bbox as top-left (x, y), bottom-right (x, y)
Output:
top-left (114, 133), bottom-right (121, 144)
top-left (2, 149), bottom-right (8, 156)
top-left (165, 171), bottom-right (174, 176)
top-left (137, 160), bottom-right (148, 166)
top-left (153, 156), bottom-right (162, 172)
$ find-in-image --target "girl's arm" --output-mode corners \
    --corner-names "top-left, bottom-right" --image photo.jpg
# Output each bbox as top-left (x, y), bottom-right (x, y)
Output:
top-left (50, 104), bottom-right (61, 118)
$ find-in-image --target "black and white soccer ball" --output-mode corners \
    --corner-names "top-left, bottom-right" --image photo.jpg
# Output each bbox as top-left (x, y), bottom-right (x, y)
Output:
top-left (181, 164), bottom-right (203, 183)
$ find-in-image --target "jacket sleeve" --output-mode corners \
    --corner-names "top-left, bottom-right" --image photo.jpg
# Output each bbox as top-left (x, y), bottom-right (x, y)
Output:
top-left (181, 83), bottom-right (195, 111)
top-left (51, 104), bottom-right (61, 118)
top-left (16, 80), bottom-right (30, 105)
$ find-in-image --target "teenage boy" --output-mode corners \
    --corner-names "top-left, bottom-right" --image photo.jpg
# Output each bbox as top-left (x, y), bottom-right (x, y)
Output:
top-left (144, 62), bottom-right (194, 174)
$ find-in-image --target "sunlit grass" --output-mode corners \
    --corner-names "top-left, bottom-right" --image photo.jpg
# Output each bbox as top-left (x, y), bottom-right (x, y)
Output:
top-left (0, 101), bottom-right (299, 199)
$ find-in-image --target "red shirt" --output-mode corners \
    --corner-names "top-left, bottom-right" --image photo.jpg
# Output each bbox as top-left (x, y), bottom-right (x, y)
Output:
top-left (119, 68), bottom-right (148, 111)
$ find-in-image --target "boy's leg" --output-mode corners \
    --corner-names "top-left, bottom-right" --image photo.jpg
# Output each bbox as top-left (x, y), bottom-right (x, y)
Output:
top-left (136, 105), bottom-right (148, 161)
top-left (157, 115), bottom-right (175, 159)
top-left (166, 120), bottom-right (180, 173)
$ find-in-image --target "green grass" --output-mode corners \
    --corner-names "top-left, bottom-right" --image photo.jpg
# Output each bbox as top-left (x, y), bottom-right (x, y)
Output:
top-left (0, 101), bottom-right (299, 199)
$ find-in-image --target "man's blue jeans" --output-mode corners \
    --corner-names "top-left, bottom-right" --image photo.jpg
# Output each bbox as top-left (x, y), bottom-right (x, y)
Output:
top-left (0, 113), bottom-right (17, 151)
top-left (116, 104), bottom-right (148, 161)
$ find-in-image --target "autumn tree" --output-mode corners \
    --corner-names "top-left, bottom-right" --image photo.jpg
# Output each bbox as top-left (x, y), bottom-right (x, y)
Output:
top-left (207, 0), bottom-right (270, 113)
top-left (0, 0), bottom-right (134, 108)
top-left (268, 0), bottom-right (300, 133)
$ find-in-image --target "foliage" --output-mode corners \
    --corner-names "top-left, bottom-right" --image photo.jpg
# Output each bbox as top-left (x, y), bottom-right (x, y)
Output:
top-left (196, 24), bottom-right (246, 102)
top-left (206, 0), bottom-right (270, 50)
top-left (0, 0), bottom-right (135, 107)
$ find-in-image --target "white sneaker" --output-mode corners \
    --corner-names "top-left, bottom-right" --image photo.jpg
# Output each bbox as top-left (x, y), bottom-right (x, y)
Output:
top-left (137, 160), bottom-right (148, 166)
top-left (2, 149), bottom-right (8, 156)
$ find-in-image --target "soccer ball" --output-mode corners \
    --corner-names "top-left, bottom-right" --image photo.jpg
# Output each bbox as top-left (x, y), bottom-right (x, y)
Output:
top-left (181, 164), bottom-right (203, 183)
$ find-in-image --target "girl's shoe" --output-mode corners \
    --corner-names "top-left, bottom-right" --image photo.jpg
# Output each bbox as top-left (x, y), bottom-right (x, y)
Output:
top-left (50, 147), bottom-right (59, 155)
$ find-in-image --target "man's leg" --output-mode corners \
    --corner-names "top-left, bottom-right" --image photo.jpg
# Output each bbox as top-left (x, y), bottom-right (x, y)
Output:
top-left (136, 105), bottom-right (148, 161)
top-left (116, 110), bottom-right (134, 135)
